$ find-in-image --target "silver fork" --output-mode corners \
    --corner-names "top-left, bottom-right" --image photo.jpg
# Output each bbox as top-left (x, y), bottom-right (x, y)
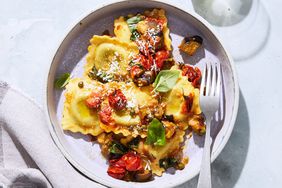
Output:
top-left (197, 62), bottom-right (221, 188)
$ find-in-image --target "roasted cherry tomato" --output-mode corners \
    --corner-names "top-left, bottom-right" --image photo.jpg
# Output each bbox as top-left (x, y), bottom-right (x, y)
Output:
top-left (85, 91), bottom-right (102, 109)
top-left (130, 65), bottom-right (144, 79)
top-left (109, 159), bottom-right (119, 165)
top-left (145, 17), bottom-right (165, 33)
top-left (107, 165), bottom-right (126, 179)
top-left (111, 159), bottom-right (126, 168)
top-left (149, 35), bottom-right (163, 50)
top-left (155, 50), bottom-right (170, 69)
top-left (121, 152), bottom-right (143, 171)
top-left (99, 105), bottom-right (114, 126)
top-left (192, 71), bottom-right (201, 88)
top-left (182, 65), bottom-right (202, 88)
top-left (108, 89), bottom-right (127, 111)
top-left (107, 152), bottom-right (143, 180)
top-left (139, 54), bottom-right (153, 70)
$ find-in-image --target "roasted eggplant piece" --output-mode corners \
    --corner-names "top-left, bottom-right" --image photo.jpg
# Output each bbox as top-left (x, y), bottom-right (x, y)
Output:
top-left (134, 70), bottom-right (154, 87)
top-left (134, 170), bottom-right (152, 182)
top-left (179, 35), bottom-right (203, 56)
top-left (102, 29), bottom-right (110, 36)
top-left (159, 157), bottom-right (179, 170)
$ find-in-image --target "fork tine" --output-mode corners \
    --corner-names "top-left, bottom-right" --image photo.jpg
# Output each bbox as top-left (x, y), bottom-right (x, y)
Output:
top-left (216, 63), bottom-right (221, 96)
top-left (205, 62), bottom-right (212, 96)
top-left (198, 62), bottom-right (221, 188)
top-left (200, 63), bottom-right (207, 96)
top-left (210, 63), bottom-right (216, 96)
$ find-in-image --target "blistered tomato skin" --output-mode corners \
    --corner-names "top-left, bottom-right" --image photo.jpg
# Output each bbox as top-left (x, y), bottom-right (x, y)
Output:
top-left (107, 152), bottom-right (143, 180)
top-left (137, 54), bottom-right (153, 70)
top-left (145, 17), bottom-right (165, 33)
top-left (155, 50), bottom-right (170, 69)
top-left (107, 165), bottom-right (126, 179)
top-left (121, 152), bottom-right (143, 171)
top-left (182, 65), bottom-right (202, 88)
top-left (99, 105), bottom-right (114, 126)
top-left (85, 92), bottom-right (102, 109)
top-left (192, 67), bottom-right (202, 88)
top-left (108, 89), bottom-right (127, 111)
top-left (130, 65), bottom-right (144, 79)
top-left (114, 159), bottom-right (126, 168)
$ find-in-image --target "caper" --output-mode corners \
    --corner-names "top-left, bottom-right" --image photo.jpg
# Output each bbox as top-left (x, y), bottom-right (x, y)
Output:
top-left (177, 163), bottom-right (185, 170)
top-left (78, 81), bottom-right (84, 88)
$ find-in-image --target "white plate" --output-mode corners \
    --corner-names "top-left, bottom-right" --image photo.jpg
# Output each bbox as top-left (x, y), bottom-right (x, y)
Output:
top-left (45, 1), bottom-right (239, 187)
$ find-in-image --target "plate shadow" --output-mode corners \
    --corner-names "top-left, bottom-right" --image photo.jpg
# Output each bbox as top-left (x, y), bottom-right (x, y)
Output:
top-left (179, 90), bottom-right (250, 188)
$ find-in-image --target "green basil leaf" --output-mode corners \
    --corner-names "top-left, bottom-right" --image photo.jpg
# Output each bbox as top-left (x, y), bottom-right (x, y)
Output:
top-left (126, 16), bottom-right (142, 25)
top-left (126, 16), bottom-right (142, 32)
top-left (146, 118), bottom-right (166, 146)
top-left (109, 141), bottom-right (128, 154)
top-left (55, 73), bottom-right (70, 89)
top-left (127, 16), bottom-right (143, 41)
top-left (153, 70), bottom-right (180, 92)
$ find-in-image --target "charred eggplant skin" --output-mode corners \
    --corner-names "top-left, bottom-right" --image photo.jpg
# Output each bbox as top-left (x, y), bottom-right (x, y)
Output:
top-left (134, 70), bottom-right (155, 87)
top-left (179, 35), bottom-right (203, 56)
top-left (184, 35), bottom-right (203, 44)
top-left (134, 170), bottom-right (152, 182)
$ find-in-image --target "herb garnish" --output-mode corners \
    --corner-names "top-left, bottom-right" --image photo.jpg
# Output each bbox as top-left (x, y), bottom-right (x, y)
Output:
top-left (88, 66), bottom-right (99, 80)
top-left (55, 73), bottom-right (70, 89)
top-left (126, 15), bottom-right (143, 41)
top-left (127, 16), bottom-right (142, 32)
top-left (96, 69), bottom-right (114, 83)
top-left (146, 118), bottom-right (166, 146)
top-left (109, 141), bottom-right (128, 155)
top-left (88, 66), bottom-right (114, 83)
top-left (153, 70), bottom-right (180, 92)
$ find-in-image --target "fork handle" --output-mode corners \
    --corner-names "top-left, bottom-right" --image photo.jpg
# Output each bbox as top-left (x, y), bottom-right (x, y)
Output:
top-left (197, 117), bottom-right (212, 188)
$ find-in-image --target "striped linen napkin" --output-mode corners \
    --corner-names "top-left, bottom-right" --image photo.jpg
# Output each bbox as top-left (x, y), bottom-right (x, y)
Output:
top-left (0, 81), bottom-right (105, 188)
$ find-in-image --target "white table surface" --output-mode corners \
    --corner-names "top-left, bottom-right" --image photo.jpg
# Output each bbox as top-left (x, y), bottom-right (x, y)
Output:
top-left (1, 0), bottom-right (281, 187)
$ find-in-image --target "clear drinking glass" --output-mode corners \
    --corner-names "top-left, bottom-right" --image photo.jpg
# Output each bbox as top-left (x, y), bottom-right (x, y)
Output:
top-left (191, 0), bottom-right (270, 61)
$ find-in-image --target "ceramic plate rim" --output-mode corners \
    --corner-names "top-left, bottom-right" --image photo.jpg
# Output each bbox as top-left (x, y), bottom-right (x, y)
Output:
top-left (44, 1), bottom-right (239, 187)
